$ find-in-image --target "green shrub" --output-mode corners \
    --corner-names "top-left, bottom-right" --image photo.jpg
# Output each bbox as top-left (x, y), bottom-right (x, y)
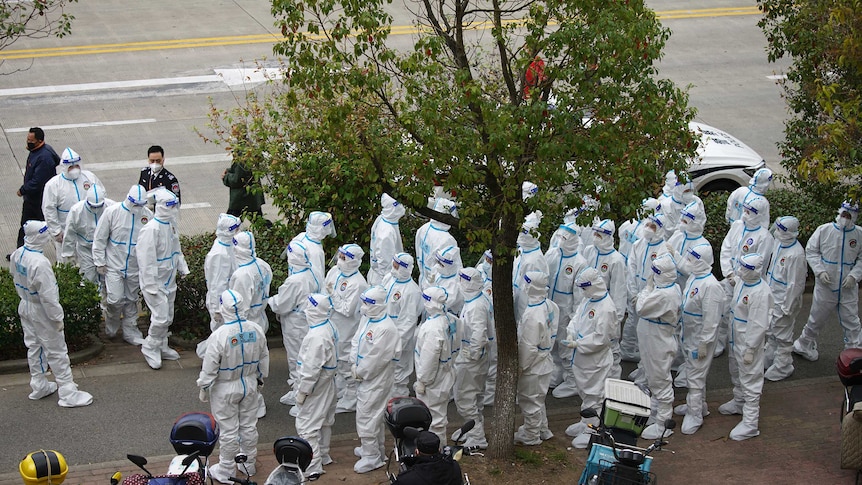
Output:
top-left (0, 263), bottom-right (102, 361)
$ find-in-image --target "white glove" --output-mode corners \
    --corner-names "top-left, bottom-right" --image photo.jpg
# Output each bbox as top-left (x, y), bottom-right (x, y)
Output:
top-left (54, 232), bottom-right (63, 243)
top-left (414, 381), bottom-right (426, 395)
top-left (326, 281), bottom-right (334, 294)
top-left (697, 342), bottom-right (708, 360)
top-left (295, 392), bottom-right (307, 405)
top-left (96, 266), bottom-right (108, 276)
top-left (726, 272), bottom-right (736, 287)
top-left (818, 271), bottom-right (832, 286)
top-left (199, 388), bottom-right (209, 403)
top-left (351, 366), bottom-right (362, 381)
top-left (742, 348), bottom-right (755, 365)
top-left (844, 275), bottom-right (858, 289)
top-left (559, 339), bottom-right (577, 349)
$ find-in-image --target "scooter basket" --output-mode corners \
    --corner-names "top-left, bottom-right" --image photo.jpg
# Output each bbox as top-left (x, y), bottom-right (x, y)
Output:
top-left (837, 348), bottom-right (862, 386)
top-left (169, 412), bottom-right (219, 456)
top-left (273, 436), bottom-right (313, 472)
top-left (385, 396), bottom-right (432, 439)
top-left (19, 450), bottom-right (68, 485)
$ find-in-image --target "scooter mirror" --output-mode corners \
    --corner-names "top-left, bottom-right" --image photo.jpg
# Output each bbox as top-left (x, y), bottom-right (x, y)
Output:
top-left (181, 450), bottom-right (201, 467)
top-left (580, 408), bottom-right (599, 419)
top-left (127, 455), bottom-right (148, 467)
top-left (664, 419), bottom-right (677, 430)
top-left (460, 419), bottom-right (476, 436)
top-left (235, 454), bottom-right (248, 464)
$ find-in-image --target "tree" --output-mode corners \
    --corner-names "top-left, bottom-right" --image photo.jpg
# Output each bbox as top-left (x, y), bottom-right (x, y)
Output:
top-left (0, 0), bottom-right (77, 52)
top-left (758, 0), bottom-right (862, 204)
top-left (206, 0), bottom-right (697, 458)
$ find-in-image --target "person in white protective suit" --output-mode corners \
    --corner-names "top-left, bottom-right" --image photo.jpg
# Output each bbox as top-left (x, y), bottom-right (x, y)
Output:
top-left (655, 170), bottom-right (683, 235)
top-left (547, 223), bottom-right (587, 398)
top-left (268, 240), bottom-right (322, 408)
top-left (350, 286), bottom-right (401, 474)
top-left (229, 231), bottom-right (273, 334)
top-left (61, 184), bottom-right (114, 285)
top-left (325, 244), bottom-right (368, 412)
top-left (415, 197), bottom-right (461, 290)
top-left (196, 213), bottom-right (242, 358)
top-left (793, 201), bottom-right (862, 360)
top-left (452, 267), bottom-right (492, 449)
top-left (513, 211), bottom-right (549, 319)
top-left (198, 290), bottom-right (269, 482)
top-left (294, 293), bottom-right (339, 480)
top-left (561, 267), bottom-right (619, 448)
top-left (284, 211), bottom-right (336, 283)
top-left (636, 253), bottom-right (682, 440)
top-left (581, 219), bottom-right (626, 381)
top-left (622, 213), bottom-right (672, 363)
top-left (716, 197), bottom-right (774, 357)
top-left (475, 249), bottom-right (497, 407)
top-left (367, 193), bottom-right (406, 286)
top-left (41, 147), bottom-right (104, 262)
top-left (764, 216), bottom-right (807, 381)
top-left (718, 253), bottom-right (774, 441)
top-left (11, 220), bottom-right (94, 407)
top-left (137, 188), bottom-right (189, 370)
top-left (726, 167), bottom-right (773, 225)
top-left (414, 286), bottom-right (458, 446)
top-left (619, 197), bottom-right (660, 266)
top-left (384, 253), bottom-right (423, 398)
top-left (672, 242), bottom-right (724, 434)
top-left (429, 245), bottom-right (465, 317)
top-left (514, 270), bottom-right (558, 446)
top-left (92, 185), bottom-right (153, 346)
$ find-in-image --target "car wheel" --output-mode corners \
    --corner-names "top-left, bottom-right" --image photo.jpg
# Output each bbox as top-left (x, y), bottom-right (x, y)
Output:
top-left (699, 180), bottom-right (739, 194)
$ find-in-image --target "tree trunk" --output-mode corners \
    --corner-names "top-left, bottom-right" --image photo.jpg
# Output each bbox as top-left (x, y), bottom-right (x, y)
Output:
top-left (486, 233), bottom-right (519, 459)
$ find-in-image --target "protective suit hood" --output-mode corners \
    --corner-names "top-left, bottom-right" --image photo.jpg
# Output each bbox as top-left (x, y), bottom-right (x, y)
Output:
top-left (640, 197), bottom-right (659, 219)
top-left (524, 270), bottom-right (549, 304)
top-left (677, 242), bottom-right (713, 276)
top-left (459, 267), bottom-right (483, 298)
top-left (153, 188), bottom-right (179, 222)
top-left (677, 179), bottom-right (696, 204)
top-left (233, 231), bottom-right (257, 265)
top-left (431, 198), bottom-right (458, 230)
top-left (337, 243), bottom-right (364, 274)
top-left (306, 211), bottom-right (336, 241)
top-left (662, 169), bottom-right (678, 196)
top-left (216, 213), bottom-right (242, 241)
top-left (61, 148), bottom-right (82, 179)
top-left (380, 193), bottom-right (406, 222)
top-left (680, 201), bottom-right (705, 236)
top-left (557, 223), bottom-right (580, 253)
top-left (592, 219), bottom-right (615, 251)
top-left (518, 210), bottom-right (543, 249)
top-left (360, 285), bottom-right (388, 319)
top-left (305, 293), bottom-right (333, 325)
top-left (750, 168), bottom-right (773, 194)
top-left (774, 216), bottom-right (799, 244)
top-left (125, 185), bottom-right (148, 212)
top-left (23, 220), bottom-right (51, 250)
top-left (738, 252), bottom-right (764, 283)
top-left (836, 201), bottom-right (860, 229)
top-left (85, 184), bottom-right (107, 210)
top-left (742, 197), bottom-right (767, 229)
top-left (651, 253), bottom-right (677, 287)
top-left (219, 289), bottom-right (248, 323)
top-left (422, 286), bottom-right (449, 314)
top-left (522, 181), bottom-right (538, 201)
top-left (286, 240), bottom-right (310, 272)
top-left (392, 252), bottom-right (414, 281)
top-left (647, 213), bottom-right (668, 242)
top-left (434, 245), bottom-right (460, 278)
top-left (576, 267), bottom-right (608, 300)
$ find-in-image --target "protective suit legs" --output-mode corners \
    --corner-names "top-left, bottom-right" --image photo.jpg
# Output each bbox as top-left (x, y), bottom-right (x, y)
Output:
top-left (22, 315), bottom-right (92, 407)
top-left (727, 342), bottom-right (764, 440)
top-left (637, 320), bottom-right (675, 440)
top-left (335, 359), bottom-right (358, 412)
top-left (24, 329), bottom-right (59, 400)
top-left (453, 357), bottom-right (489, 448)
top-left (296, 378), bottom-right (336, 476)
top-left (104, 272), bottom-right (144, 345)
top-left (552, 348), bottom-right (579, 399)
top-left (483, 341), bottom-right (497, 406)
top-left (765, 312), bottom-right (796, 381)
top-left (570, 416), bottom-right (600, 449)
top-left (391, 334), bottom-right (416, 397)
top-left (515, 372), bottom-right (551, 445)
top-left (619, 309), bottom-right (640, 362)
top-left (354, 372), bottom-right (391, 473)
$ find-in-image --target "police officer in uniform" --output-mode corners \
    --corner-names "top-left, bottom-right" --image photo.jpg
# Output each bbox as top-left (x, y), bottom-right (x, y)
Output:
top-left (138, 145), bottom-right (181, 208)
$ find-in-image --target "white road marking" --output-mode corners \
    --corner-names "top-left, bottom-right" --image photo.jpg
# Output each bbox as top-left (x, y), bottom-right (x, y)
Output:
top-left (87, 153), bottom-right (231, 171)
top-left (180, 202), bottom-right (212, 210)
top-left (766, 74), bottom-right (787, 80)
top-left (0, 75), bottom-right (222, 97)
top-left (5, 119), bottom-right (157, 133)
top-left (214, 67), bottom-right (284, 86)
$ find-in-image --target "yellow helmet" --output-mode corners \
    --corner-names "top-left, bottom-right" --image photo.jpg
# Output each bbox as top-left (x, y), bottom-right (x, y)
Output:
top-left (19, 450), bottom-right (67, 485)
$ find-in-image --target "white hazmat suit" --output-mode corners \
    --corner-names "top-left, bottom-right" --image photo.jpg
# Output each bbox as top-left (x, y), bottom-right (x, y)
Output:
top-left (385, 253), bottom-right (423, 398)
top-left (285, 211), bottom-right (336, 284)
top-left (430, 245), bottom-right (465, 317)
top-left (229, 231), bottom-right (273, 334)
top-left (367, 193), bottom-right (405, 286)
top-left (726, 168), bottom-right (773, 225)
top-left (513, 211), bottom-right (549, 319)
top-left (415, 198), bottom-right (461, 290)
top-left (11, 221), bottom-right (93, 407)
top-left (61, 184), bottom-right (113, 285)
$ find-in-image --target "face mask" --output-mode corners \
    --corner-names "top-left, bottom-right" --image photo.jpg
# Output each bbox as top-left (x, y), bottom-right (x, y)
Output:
top-left (26, 142), bottom-right (37, 151)
top-left (837, 214), bottom-right (855, 229)
top-left (681, 190), bottom-right (694, 204)
top-left (677, 256), bottom-right (693, 276)
top-left (642, 226), bottom-right (657, 241)
top-left (742, 209), bottom-right (758, 228)
top-left (149, 163), bottom-right (163, 173)
top-left (66, 168), bottom-right (81, 180)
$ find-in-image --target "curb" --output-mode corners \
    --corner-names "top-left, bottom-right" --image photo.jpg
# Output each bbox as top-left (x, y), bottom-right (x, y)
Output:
top-left (0, 338), bottom-right (104, 376)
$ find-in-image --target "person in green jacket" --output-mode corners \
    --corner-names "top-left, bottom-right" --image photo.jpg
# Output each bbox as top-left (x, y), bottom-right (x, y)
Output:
top-left (222, 157), bottom-right (265, 219)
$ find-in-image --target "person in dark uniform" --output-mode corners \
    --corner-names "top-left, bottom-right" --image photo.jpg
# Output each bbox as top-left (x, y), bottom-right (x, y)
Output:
top-left (138, 145), bottom-right (181, 207)
top-left (13, 127), bottom-right (60, 252)
top-left (392, 431), bottom-right (463, 485)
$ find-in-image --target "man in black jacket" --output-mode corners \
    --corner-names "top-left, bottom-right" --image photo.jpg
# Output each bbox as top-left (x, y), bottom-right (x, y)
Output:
top-left (393, 431), bottom-right (463, 485)
top-left (14, 127), bottom-right (60, 251)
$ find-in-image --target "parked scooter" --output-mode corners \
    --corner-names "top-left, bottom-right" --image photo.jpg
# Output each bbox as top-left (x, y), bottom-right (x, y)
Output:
top-left (123, 452), bottom-right (205, 485)
top-left (837, 348), bottom-right (862, 481)
top-left (261, 436), bottom-right (313, 485)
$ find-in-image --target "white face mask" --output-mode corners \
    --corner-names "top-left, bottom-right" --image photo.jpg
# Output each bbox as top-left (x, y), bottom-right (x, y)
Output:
top-left (66, 167), bottom-right (81, 180)
top-left (837, 213), bottom-right (855, 229)
top-left (149, 163), bottom-right (163, 173)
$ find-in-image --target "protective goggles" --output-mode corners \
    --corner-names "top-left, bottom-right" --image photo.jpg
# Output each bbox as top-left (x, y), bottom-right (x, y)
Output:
top-left (742, 202), bottom-right (759, 214)
top-left (680, 209), bottom-right (696, 222)
top-left (393, 256), bottom-right (409, 268)
top-left (649, 215), bottom-right (664, 228)
top-left (592, 224), bottom-right (613, 236)
top-left (459, 272), bottom-right (473, 282)
top-left (775, 220), bottom-right (788, 232)
top-left (339, 246), bottom-right (359, 259)
top-left (686, 247), bottom-right (704, 260)
top-left (739, 259), bottom-right (757, 271)
top-left (360, 295), bottom-right (378, 305)
top-left (435, 253), bottom-right (455, 266)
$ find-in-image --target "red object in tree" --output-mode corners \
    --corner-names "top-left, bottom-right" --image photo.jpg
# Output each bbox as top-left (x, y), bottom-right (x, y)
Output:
top-left (524, 56), bottom-right (546, 97)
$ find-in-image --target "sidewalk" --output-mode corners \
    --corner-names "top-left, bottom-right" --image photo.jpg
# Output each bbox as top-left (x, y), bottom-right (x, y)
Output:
top-left (0, 336), bottom-right (856, 484)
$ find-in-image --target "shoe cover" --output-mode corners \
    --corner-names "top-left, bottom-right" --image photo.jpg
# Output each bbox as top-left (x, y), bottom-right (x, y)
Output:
top-left (243, 463), bottom-right (256, 477)
top-left (354, 442), bottom-right (385, 474)
top-left (353, 446), bottom-right (362, 458)
top-left (513, 426), bottom-right (542, 446)
top-left (279, 389), bottom-right (296, 406)
top-left (29, 381), bottom-right (58, 400)
top-left (257, 396), bottom-right (266, 418)
top-left (125, 336), bottom-right (146, 346)
top-left (792, 339), bottom-right (818, 362)
top-left (566, 416), bottom-right (599, 437)
top-left (764, 364), bottom-right (794, 382)
top-left (161, 343), bottom-right (180, 360)
top-left (549, 367), bottom-right (564, 388)
top-left (321, 454), bottom-right (333, 466)
top-left (289, 405), bottom-right (299, 417)
top-left (627, 366), bottom-right (644, 382)
top-left (681, 413), bottom-right (703, 435)
top-left (141, 336), bottom-right (163, 369)
top-left (641, 423), bottom-right (672, 440)
top-left (673, 403), bottom-right (710, 417)
top-left (552, 380), bottom-right (578, 399)
top-left (540, 428), bottom-right (554, 441)
top-left (209, 462), bottom-right (235, 484)
top-left (571, 432), bottom-right (592, 449)
top-left (57, 384), bottom-right (93, 408)
top-left (712, 344), bottom-right (724, 358)
top-left (718, 399), bottom-right (744, 415)
top-left (729, 419), bottom-right (760, 441)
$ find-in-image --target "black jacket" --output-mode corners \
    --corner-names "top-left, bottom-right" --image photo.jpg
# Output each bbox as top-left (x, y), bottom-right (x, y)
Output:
top-left (393, 454), bottom-right (463, 485)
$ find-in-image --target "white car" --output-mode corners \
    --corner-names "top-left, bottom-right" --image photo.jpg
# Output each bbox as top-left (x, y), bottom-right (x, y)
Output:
top-left (687, 121), bottom-right (766, 193)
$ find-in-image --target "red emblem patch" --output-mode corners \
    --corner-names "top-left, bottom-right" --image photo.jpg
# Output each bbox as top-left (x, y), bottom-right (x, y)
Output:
top-left (365, 331), bottom-right (373, 343)
top-left (742, 295), bottom-right (749, 305)
top-left (742, 245), bottom-right (750, 253)
top-left (851, 240), bottom-right (858, 248)
top-left (141, 217), bottom-right (148, 224)
top-left (393, 291), bottom-right (401, 300)
top-left (171, 182), bottom-right (180, 193)
top-left (650, 252), bottom-right (657, 260)
top-left (601, 263), bottom-right (609, 273)
top-left (565, 266), bottom-right (573, 275)
top-left (588, 310), bottom-right (595, 319)
top-left (340, 281), bottom-right (348, 291)
top-left (83, 183), bottom-right (91, 190)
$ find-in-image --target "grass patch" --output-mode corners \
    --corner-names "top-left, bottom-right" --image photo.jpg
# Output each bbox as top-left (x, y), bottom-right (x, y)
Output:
top-left (514, 449), bottom-right (542, 467)
top-left (547, 449), bottom-right (569, 465)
